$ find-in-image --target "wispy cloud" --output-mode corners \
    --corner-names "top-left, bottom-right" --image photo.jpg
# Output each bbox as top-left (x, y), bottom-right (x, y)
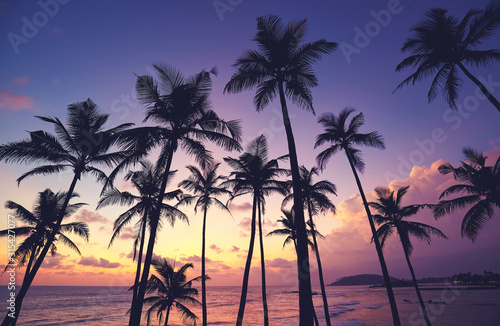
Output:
top-left (74, 209), bottom-right (109, 224)
top-left (12, 77), bottom-right (29, 86)
top-left (0, 89), bottom-right (35, 111)
top-left (79, 256), bottom-right (121, 268)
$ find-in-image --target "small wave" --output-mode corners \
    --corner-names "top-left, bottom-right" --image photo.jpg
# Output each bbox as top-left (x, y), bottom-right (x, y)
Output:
top-left (336, 300), bottom-right (360, 306)
top-left (366, 302), bottom-right (388, 309)
top-left (332, 319), bottom-right (365, 326)
top-left (330, 306), bottom-right (356, 316)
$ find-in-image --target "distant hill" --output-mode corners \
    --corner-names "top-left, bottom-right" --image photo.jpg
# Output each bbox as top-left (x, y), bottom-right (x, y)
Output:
top-left (328, 274), bottom-right (410, 287)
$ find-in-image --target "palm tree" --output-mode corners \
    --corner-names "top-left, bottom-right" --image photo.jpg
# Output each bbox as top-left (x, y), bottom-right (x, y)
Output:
top-left (395, 3), bottom-right (500, 113)
top-left (315, 108), bottom-right (401, 326)
top-left (282, 166), bottom-right (336, 326)
top-left (223, 135), bottom-right (288, 326)
top-left (97, 160), bottom-right (187, 310)
top-left (266, 209), bottom-right (323, 326)
top-left (370, 186), bottom-right (448, 326)
top-left (434, 148), bottom-right (500, 241)
top-left (144, 258), bottom-right (206, 326)
top-left (124, 64), bottom-right (241, 325)
top-left (177, 163), bottom-right (231, 326)
top-left (267, 209), bottom-right (324, 252)
top-left (0, 99), bottom-right (132, 326)
top-left (224, 15), bottom-right (337, 324)
top-left (0, 189), bottom-right (88, 324)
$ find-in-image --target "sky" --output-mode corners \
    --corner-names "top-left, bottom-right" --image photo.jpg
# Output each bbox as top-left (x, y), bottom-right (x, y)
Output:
top-left (0, 0), bottom-right (499, 288)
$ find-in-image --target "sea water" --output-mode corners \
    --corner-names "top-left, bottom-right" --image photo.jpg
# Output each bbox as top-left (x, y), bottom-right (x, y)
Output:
top-left (1, 285), bottom-right (499, 325)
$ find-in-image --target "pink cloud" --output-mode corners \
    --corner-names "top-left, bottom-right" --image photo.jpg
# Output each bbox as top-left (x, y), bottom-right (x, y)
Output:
top-left (119, 227), bottom-right (135, 240)
top-left (12, 77), bottom-right (29, 86)
top-left (315, 154), bottom-right (500, 284)
top-left (231, 245), bottom-right (240, 252)
top-left (79, 256), bottom-right (121, 268)
top-left (0, 89), bottom-right (35, 111)
top-left (74, 209), bottom-right (109, 224)
top-left (210, 244), bottom-right (222, 253)
top-left (228, 202), bottom-right (252, 212)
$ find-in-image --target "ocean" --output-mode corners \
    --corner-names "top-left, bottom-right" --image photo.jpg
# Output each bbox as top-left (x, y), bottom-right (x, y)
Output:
top-left (2, 284), bottom-right (499, 325)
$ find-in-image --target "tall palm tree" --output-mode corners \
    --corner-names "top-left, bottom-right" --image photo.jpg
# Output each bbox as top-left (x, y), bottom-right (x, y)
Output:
top-left (395, 3), bottom-right (500, 113)
top-left (223, 135), bottom-right (288, 326)
top-left (97, 160), bottom-right (186, 309)
top-left (434, 148), bottom-right (500, 241)
top-left (177, 163), bottom-right (231, 326)
top-left (315, 108), bottom-right (401, 326)
top-left (0, 99), bottom-right (132, 326)
top-left (144, 258), bottom-right (206, 326)
top-left (267, 209), bottom-right (324, 252)
top-left (370, 186), bottom-right (448, 326)
top-left (282, 166), bottom-right (336, 326)
top-left (224, 15), bottom-right (337, 324)
top-left (1, 189), bottom-right (88, 278)
top-left (124, 64), bottom-right (241, 325)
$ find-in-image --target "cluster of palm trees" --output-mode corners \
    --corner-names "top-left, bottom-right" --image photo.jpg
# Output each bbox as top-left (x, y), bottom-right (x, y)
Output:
top-left (1, 2), bottom-right (499, 326)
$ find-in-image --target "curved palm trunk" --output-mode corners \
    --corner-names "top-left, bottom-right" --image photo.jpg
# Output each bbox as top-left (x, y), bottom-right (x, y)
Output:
top-left (236, 194), bottom-right (258, 326)
top-left (201, 207), bottom-right (208, 326)
top-left (2, 172), bottom-right (80, 326)
top-left (257, 200), bottom-right (269, 326)
top-left (402, 245), bottom-right (431, 326)
top-left (344, 151), bottom-right (401, 326)
top-left (129, 149), bottom-right (175, 326)
top-left (277, 81), bottom-right (313, 326)
top-left (457, 62), bottom-right (500, 113)
top-left (131, 214), bottom-right (148, 309)
top-left (306, 203), bottom-right (331, 326)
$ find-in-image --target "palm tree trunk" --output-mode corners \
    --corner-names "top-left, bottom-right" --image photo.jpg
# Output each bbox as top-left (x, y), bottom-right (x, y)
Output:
top-left (131, 214), bottom-right (148, 310)
top-left (236, 194), bottom-right (258, 326)
top-left (344, 150), bottom-right (401, 326)
top-left (457, 62), bottom-right (500, 113)
top-left (257, 199), bottom-right (269, 326)
top-left (277, 81), bottom-right (313, 326)
top-left (2, 172), bottom-right (81, 326)
top-left (402, 245), bottom-right (431, 326)
top-left (129, 148), bottom-right (175, 326)
top-left (307, 203), bottom-right (331, 326)
top-left (164, 306), bottom-right (171, 326)
top-left (201, 207), bottom-right (208, 326)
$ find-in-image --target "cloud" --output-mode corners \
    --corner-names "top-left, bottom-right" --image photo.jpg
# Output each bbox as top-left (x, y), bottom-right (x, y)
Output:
top-left (0, 90), bottom-right (35, 111)
top-left (79, 257), bottom-right (121, 269)
top-left (74, 209), bottom-right (109, 224)
top-left (228, 202), bottom-right (252, 212)
top-left (183, 255), bottom-right (212, 263)
top-left (210, 244), bottom-right (222, 253)
top-left (231, 245), bottom-right (240, 252)
top-left (12, 77), bottom-right (29, 86)
top-left (237, 217), bottom-right (252, 231)
top-left (119, 227), bottom-right (135, 240)
top-left (316, 151), bottom-right (500, 283)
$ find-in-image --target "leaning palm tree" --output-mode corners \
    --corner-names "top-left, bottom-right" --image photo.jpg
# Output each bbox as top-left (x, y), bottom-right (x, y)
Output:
top-left (395, 3), bottom-right (500, 113)
top-left (0, 189), bottom-right (88, 324)
top-left (315, 108), bottom-right (401, 326)
top-left (224, 15), bottom-right (337, 324)
top-left (144, 258), bottom-right (206, 326)
top-left (122, 64), bottom-right (241, 325)
top-left (97, 160), bottom-right (186, 310)
top-left (370, 186), bottom-right (448, 326)
top-left (223, 135), bottom-right (288, 326)
top-left (177, 163), bottom-right (231, 326)
top-left (0, 99), bottom-right (132, 326)
top-left (434, 148), bottom-right (500, 241)
top-left (282, 166), bottom-right (336, 326)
